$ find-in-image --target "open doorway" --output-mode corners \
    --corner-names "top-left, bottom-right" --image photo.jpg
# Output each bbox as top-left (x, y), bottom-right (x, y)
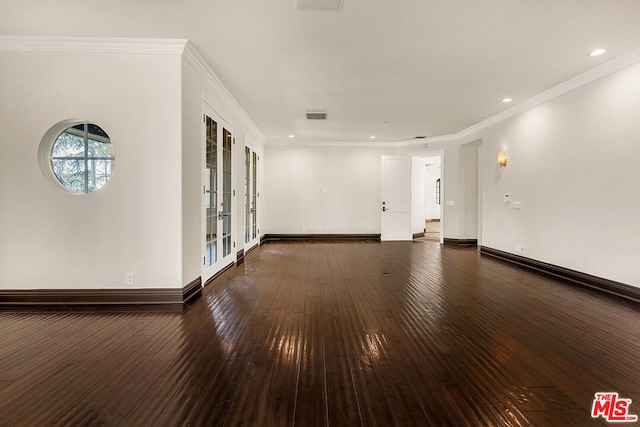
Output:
top-left (411, 155), bottom-right (442, 242)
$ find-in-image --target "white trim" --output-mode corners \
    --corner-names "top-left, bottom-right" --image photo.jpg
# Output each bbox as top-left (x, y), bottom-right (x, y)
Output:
top-left (201, 105), bottom-right (237, 283)
top-left (395, 134), bottom-right (459, 147)
top-left (1, 36), bottom-right (265, 144)
top-left (0, 35), bottom-right (187, 55)
top-left (268, 139), bottom-right (399, 147)
top-left (268, 46), bottom-right (640, 148)
top-left (38, 118), bottom-right (115, 195)
top-left (242, 140), bottom-right (261, 250)
top-left (183, 41), bottom-right (265, 142)
top-left (202, 92), bottom-right (233, 128)
top-left (453, 46), bottom-right (640, 141)
top-left (439, 151), bottom-right (445, 244)
top-left (381, 156), bottom-right (413, 241)
top-left (5, 36), bottom-right (639, 150)
top-left (244, 134), bottom-right (260, 153)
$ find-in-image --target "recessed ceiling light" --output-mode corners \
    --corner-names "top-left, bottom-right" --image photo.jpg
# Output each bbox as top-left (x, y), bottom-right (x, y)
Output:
top-left (288, 134), bottom-right (295, 138)
top-left (370, 136), bottom-right (376, 139)
top-left (502, 98), bottom-right (512, 103)
top-left (590, 49), bottom-right (606, 57)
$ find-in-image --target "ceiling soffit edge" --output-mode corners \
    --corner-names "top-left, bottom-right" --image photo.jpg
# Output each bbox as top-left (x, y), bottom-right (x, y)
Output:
top-left (3, 36), bottom-right (639, 150)
top-left (394, 46), bottom-right (640, 149)
top-left (0, 35), bottom-right (188, 55)
top-left (183, 41), bottom-right (265, 142)
top-left (267, 139), bottom-right (399, 148)
top-left (0, 36), bottom-right (266, 144)
top-left (269, 45), bottom-right (640, 149)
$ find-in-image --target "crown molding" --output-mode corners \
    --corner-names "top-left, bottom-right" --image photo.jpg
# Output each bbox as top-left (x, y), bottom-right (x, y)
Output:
top-left (395, 133), bottom-right (458, 147)
top-left (182, 40), bottom-right (265, 142)
top-left (0, 35), bottom-right (188, 55)
top-left (267, 138), bottom-right (398, 147)
top-left (267, 46), bottom-right (640, 148)
top-left (453, 46), bottom-right (640, 141)
top-left (4, 36), bottom-right (639, 149)
top-left (1, 36), bottom-right (266, 143)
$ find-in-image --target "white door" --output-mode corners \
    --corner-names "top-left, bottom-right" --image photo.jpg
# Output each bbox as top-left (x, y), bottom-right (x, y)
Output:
top-left (244, 144), bottom-right (260, 250)
top-left (381, 156), bottom-right (412, 241)
top-left (203, 111), bottom-right (235, 284)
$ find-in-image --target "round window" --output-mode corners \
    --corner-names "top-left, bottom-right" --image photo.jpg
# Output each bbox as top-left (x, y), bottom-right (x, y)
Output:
top-left (39, 120), bottom-right (115, 193)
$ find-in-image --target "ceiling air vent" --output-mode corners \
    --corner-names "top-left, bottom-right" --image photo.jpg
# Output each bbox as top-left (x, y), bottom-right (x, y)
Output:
top-left (294, 0), bottom-right (344, 12)
top-left (306, 111), bottom-right (327, 120)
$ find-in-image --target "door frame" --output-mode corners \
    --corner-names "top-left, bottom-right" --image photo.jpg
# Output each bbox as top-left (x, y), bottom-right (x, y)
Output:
top-left (201, 102), bottom-right (235, 284)
top-left (243, 139), bottom-right (260, 251)
top-left (408, 149), bottom-right (445, 244)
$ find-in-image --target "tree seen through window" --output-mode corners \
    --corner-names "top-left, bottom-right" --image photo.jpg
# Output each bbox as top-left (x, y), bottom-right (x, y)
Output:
top-left (51, 123), bottom-right (115, 193)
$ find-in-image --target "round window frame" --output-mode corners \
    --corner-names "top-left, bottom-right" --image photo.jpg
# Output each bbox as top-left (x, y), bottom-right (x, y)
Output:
top-left (38, 119), bottom-right (116, 194)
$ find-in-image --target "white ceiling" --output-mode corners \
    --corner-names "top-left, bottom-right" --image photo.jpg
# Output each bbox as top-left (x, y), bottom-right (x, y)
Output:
top-left (3, 0), bottom-right (640, 144)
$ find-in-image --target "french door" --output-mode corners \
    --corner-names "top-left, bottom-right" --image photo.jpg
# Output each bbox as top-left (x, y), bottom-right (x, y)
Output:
top-left (244, 145), bottom-right (259, 249)
top-left (203, 111), bottom-right (234, 283)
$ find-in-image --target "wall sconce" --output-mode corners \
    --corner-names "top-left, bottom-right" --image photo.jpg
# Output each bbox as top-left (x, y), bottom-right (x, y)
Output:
top-left (497, 151), bottom-right (507, 167)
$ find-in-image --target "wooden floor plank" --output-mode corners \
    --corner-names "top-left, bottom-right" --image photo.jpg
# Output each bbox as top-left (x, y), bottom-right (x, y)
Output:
top-left (44, 334), bottom-right (156, 425)
top-left (1, 359), bottom-right (95, 426)
top-left (321, 252), bottom-right (362, 426)
top-left (260, 312), bottom-right (303, 427)
top-left (293, 296), bottom-right (326, 426)
top-left (99, 359), bottom-right (174, 425)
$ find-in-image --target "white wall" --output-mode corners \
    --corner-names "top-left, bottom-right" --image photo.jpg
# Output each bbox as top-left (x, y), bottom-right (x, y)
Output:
top-left (411, 157), bottom-right (426, 234)
top-left (459, 142), bottom-right (479, 239)
top-left (0, 50), bottom-right (183, 289)
top-left (181, 59), bottom-right (203, 286)
top-left (408, 142), bottom-right (478, 241)
top-left (264, 145), bottom-right (394, 234)
top-left (393, 58), bottom-right (640, 287)
top-left (5, 40), bottom-right (636, 293)
top-left (424, 164), bottom-right (441, 221)
top-left (480, 61), bottom-right (640, 287)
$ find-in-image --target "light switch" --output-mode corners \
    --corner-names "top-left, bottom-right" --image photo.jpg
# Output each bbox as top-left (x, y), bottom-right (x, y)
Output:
top-left (513, 201), bottom-right (522, 209)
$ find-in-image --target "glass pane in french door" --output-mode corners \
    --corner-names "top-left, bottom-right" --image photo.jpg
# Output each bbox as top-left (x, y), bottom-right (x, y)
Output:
top-left (222, 128), bottom-right (232, 257)
top-left (205, 116), bottom-right (218, 267)
top-left (244, 146), bottom-right (250, 244)
top-left (252, 151), bottom-right (258, 239)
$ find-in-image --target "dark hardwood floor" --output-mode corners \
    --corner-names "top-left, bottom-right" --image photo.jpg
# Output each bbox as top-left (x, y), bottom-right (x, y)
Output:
top-left (1, 241), bottom-right (640, 426)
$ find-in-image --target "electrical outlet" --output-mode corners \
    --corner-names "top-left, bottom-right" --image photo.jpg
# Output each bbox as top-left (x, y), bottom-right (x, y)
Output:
top-left (126, 273), bottom-right (135, 285)
top-left (515, 245), bottom-right (525, 255)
